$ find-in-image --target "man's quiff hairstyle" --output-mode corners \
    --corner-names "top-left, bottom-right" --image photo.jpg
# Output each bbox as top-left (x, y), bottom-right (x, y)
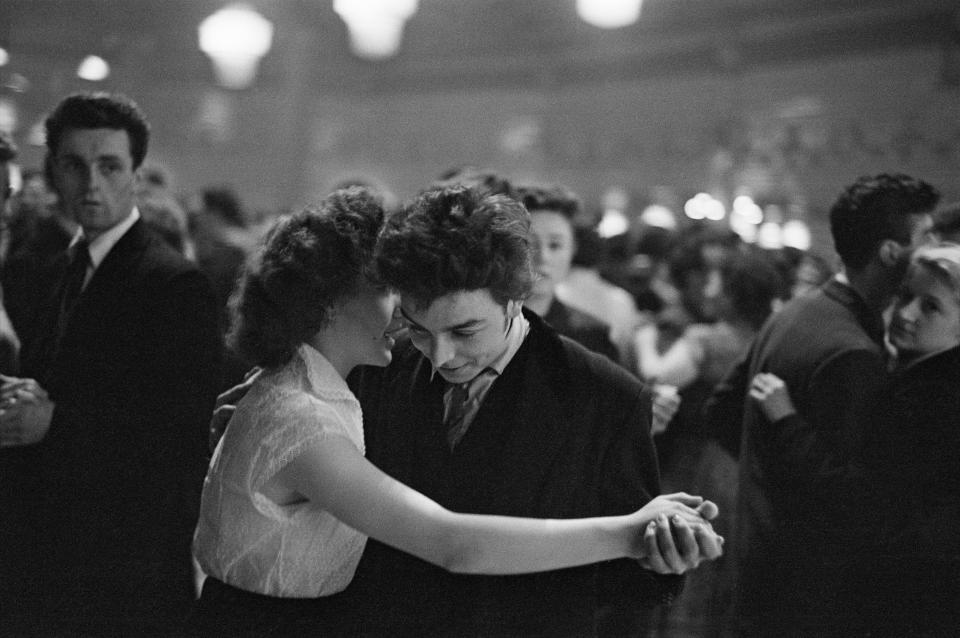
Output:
top-left (376, 185), bottom-right (534, 310)
top-left (45, 92), bottom-right (150, 169)
top-left (829, 173), bottom-right (939, 271)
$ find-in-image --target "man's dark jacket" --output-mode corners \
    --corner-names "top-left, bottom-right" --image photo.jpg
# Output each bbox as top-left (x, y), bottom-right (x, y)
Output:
top-left (1, 220), bottom-right (222, 635)
top-left (345, 309), bottom-right (679, 637)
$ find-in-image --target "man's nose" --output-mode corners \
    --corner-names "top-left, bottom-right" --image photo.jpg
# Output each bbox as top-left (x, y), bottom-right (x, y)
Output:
top-left (81, 165), bottom-right (102, 192)
top-left (428, 336), bottom-right (455, 367)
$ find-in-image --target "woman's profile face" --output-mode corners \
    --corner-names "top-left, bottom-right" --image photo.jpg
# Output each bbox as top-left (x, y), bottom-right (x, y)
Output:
top-left (888, 264), bottom-right (960, 359)
top-left (337, 280), bottom-right (402, 368)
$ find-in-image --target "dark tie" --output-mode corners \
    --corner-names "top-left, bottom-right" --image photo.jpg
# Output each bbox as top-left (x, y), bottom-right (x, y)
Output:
top-left (57, 238), bottom-right (90, 335)
top-left (444, 369), bottom-right (497, 450)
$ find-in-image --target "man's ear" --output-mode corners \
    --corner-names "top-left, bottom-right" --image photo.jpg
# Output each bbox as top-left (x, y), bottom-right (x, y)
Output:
top-left (879, 239), bottom-right (904, 268)
top-left (506, 299), bottom-right (523, 318)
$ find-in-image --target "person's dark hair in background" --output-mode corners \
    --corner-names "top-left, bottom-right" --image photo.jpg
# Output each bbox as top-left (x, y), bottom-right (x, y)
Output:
top-left (202, 186), bottom-right (246, 228)
top-left (228, 187), bottom-right (383, 369)
top-left (719, 249), bottom-right (785, 332)
top-left (830, 173), bottom-right (939, 270)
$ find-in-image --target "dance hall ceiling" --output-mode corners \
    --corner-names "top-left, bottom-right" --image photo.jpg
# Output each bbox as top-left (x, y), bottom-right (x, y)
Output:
top-left (1, 0), bottom-right (958, 96)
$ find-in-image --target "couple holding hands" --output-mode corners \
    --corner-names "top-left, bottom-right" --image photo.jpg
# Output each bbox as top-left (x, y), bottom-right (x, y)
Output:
top-left (189, 185), bottom-right (723, 636)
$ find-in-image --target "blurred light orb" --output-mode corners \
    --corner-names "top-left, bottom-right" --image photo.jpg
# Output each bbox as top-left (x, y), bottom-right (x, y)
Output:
top-left (757, 222), bottom-right (784, 249)
top-left (199, 4), bottom-right (274, 89)
top-left (334, 0), bottom-right (419, 60)
top-left (640, 204), bottom-right (677, 230)
top-left (781, 219), bottom-right (812, 250)
top-left (77, 55), bottom-right (110, 81)
top-left (0, 48), bottom-right (9, 67)
top-left (598, 209), bottom-right (629, 238)
top-left (685, 192), bottom-right (725, 221)
top-left (730, 215), bottom-right (759, 243)
top-left (732, 195), bottom-right (764, 225)
top-left (576, 0), bottom-right (642, 28)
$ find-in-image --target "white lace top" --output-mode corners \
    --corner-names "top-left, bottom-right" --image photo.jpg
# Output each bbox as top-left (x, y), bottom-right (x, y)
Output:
top-left (192, 344), bottom-right (368, 598)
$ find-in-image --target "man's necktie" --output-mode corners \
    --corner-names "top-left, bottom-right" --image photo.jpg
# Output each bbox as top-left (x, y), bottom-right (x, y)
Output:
top-left (444, 368), bottom-right (497, 450)
top-left (57, 237), bottom-right (90, 335)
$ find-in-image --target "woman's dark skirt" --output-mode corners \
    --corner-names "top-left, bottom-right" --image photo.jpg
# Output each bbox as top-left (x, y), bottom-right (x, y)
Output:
top-left (184, 576), bottom-right (354, 636)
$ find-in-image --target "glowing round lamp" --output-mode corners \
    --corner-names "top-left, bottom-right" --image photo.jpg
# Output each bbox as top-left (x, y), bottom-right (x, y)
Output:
top-left (782, 219), bottom-right (812, 251)
top-left (576, 0), bottom-right (642, 29)
top-left (77, 55), bottom-right (110, 81)
top-left (199, 4), bottom-right (274, 89)
top-left (334, 0), bottom-right (418, 60)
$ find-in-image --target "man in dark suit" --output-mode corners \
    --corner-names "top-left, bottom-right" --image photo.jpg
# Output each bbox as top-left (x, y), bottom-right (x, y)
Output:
top-left (0, 92), bottom-right (222, 635)
top-left (346, 185), bottom-right (722, 637)
top-left (706, 173), bottom-right (939, 637)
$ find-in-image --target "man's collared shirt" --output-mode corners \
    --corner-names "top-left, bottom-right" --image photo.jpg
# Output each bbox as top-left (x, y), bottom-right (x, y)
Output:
top-left (442, 312), bottom-right (530, 447)
top-left (69, 207), bottom-right (140, 289)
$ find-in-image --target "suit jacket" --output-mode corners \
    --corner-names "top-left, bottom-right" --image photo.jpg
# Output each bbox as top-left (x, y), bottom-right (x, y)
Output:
top-left (865, 345), bottom-right (960, 636)
top-left (3, 219), bottom-right (222, 634)
top-left (345, 309), bottom-right (679, 637)
top-left (725, 279), bottom-right (887, 637)
top-left (542, 298), bottom-right (620, 363)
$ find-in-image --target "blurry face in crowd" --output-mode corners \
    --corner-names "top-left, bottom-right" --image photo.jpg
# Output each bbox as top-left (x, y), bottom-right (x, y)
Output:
top-left (529, 209), bottom-right (575, 299)
top-left (400, 288), bottom-right (520, 385)
top-left (335, 280), bottom-right (402, 369)
top-left (50, 128), bottom-right (139, 240)
top-left (791, 258), bottom-right (828, 299)
top-left (888, 264), bottom-right (960, 361)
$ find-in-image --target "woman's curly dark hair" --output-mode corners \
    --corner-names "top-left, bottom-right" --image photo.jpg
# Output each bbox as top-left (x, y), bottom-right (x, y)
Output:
top-left (227, 186), bottom-right (384, 368)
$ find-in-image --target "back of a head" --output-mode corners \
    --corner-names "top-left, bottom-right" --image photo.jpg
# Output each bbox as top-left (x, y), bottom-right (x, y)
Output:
top-left (44, 92), bottom-right (150, 170)
top-left (139, 194), bottom-right (189, 254)
top-left (376, 185), bottom-right (534, 310)
top-left (228, 186), bottom-right (384, 368)
top-left (721, 248), bottom-right (784, 330)
top-left (202, 186), bottom-right (245, 227)
top-left (829, 173), bottom-right (939, 271)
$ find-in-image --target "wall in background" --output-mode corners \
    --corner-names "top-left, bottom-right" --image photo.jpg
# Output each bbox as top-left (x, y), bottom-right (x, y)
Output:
top-left (3, 0), bottom-right (958, 257)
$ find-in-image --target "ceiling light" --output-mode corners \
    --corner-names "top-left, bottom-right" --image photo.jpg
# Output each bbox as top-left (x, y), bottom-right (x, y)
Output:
top-left (576, 0), bottom-right (642, 29)
top-left (199, 4), bottom-right (274, 89)
top-left (333, 0), bottom-right (418, 60)
top-left (77, 55), bottom-right (110, 81)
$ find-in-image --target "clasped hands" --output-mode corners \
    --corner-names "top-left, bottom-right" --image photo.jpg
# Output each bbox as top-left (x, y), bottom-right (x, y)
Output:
top-left (0, 374), bottom-right (54, 447)
top-left (629, 492), bottom-right (723, 574)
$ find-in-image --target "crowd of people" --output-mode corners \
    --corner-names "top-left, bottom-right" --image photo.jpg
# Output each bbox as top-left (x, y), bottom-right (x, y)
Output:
top-left (0, 90), bottom-right (956, 637)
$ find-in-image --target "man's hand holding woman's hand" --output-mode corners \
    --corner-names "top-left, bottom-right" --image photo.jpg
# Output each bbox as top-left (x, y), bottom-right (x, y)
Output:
top-left (627, 492), bottom-right (723, 574)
